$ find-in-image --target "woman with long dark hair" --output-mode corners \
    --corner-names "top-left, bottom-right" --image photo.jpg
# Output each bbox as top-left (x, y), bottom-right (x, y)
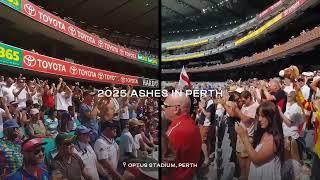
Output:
top-left (235, 101), bottom-right (284, 180)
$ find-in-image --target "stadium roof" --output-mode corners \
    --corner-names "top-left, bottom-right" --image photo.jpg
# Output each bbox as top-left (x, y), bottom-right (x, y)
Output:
top-left (29, 0), bottom-right (159, 40)
top-left (162, 0), bottom-right (276, 36)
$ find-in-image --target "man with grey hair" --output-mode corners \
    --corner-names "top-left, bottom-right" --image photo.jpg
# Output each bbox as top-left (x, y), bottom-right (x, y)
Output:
top-left (162, 92), bottom-right (202, 180)
top-left (263, 79), bottom-right (287, 112)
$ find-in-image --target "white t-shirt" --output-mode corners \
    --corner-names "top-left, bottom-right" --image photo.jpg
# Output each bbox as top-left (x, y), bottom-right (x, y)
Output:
top-left (13, 88), bottom-right (28, 108)
top-left (2, 85), bottom-right (15, 106)
top-left (55, 92), bottom-right (72, 111)
top-left (241, 102), bottom-right (259, 137)
top-left (283, 102), bottom-right (304, 139)
top-left (94, 135), bottom-right (119, 171)
top-left (74, 142), bottom-right (100, 180)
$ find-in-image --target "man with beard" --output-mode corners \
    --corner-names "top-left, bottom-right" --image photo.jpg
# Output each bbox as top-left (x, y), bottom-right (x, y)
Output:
top-left (5, 137), bottom-right (49, 179)
top-left (0, 120), bottom-right (23, 178)
top-left (53, 133), bottom-right (91, 180)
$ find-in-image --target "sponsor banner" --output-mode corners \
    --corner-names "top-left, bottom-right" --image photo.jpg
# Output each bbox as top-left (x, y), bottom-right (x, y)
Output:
top-left (137, 53), bottom-right (158, 65)
top-left (21, 50), bottom-right (139, 86)
top-left (282, 0), bottom-right (306, 17)
top-left (0, 0), bottom-right (21, 11)
top-left (162, 52), bottom-right (205, 62)
top-left (141, 78), bottom-right (159, 88)
top-left (258, 0), bottom-right (283, 19)
top-left (166, 39), bottom-right (209, 50)
top-left (20, 0), bottom-right (140, 61)
top-left (235, 13), bottom-right (283, 46)
top-left (0, 42), bottom-right (23, 67)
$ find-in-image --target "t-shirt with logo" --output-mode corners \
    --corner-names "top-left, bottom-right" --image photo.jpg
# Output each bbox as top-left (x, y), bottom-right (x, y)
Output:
top-left (94, 135), bottom-right (119, 171)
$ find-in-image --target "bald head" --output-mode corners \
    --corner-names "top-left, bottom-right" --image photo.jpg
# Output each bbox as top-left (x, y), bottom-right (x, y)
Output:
top-left (163, 92), bottom-right (191, 121)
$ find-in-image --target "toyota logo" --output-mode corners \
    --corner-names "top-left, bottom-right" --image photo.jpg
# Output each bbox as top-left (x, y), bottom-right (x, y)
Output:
top-left (98, 72), bottom-right (104, 80)
top-left (24, 4), bottom-right (36, 17)
top-left (70, 66), bottom-right (78, 75)
top-left (98, 40), bottom-right (103, 48)
top-left (23, 55), bottom-right (37, 67)
top-left (68, 26), bottom-right (77, 36)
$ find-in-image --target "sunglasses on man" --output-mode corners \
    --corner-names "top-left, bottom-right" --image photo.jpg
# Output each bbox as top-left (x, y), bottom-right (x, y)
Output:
top-left (161, 103), bottom-right (180, 109)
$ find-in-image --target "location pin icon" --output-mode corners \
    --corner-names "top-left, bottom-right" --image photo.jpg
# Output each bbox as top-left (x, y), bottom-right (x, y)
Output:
top-left (123, 162), bottom-right (127, 167)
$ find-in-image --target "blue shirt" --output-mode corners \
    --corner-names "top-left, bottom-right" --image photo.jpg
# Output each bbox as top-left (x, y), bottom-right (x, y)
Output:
top-left (5, 164), bottom-right (49, 180)
top-left (79, 103), bottom-right (99, 134)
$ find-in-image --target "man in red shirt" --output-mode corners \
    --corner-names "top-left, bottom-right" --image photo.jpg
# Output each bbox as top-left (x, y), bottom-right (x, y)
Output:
top-left (163, 92), bottom-right (202, 180)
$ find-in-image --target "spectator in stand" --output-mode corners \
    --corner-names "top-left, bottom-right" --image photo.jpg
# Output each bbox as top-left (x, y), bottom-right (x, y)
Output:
top-left (0, 120), bottom-right (23, 178)
top-left (236, 101), bottom-right (284, 180)
top-left (5, 138), bottom-right (49, 179)
top-left (2, 78), bottom-right (15, 106)
top-left (232, 90), bottom-right (260, 179)
top-left (42, 83), bottom-right (55, 111)
top-left (119, 119), bottom-right (142, 165)
top-left (59, 112), bottom-right (75, 135)
top-left (44, 109), bottom-right (59, 138)
top-left (263, 79), bottom-right (287, 112)
top-left (68, 105), bottom-right (79, 130)
top-left (94, 121), bottom-right (125, 180)
top-left (53, 133), bottom-right (91, 180)
top-left (197, 94), bottom-right (216, 167)
top-left (26, 108), bottom-right (50, 139)
top-left (119, 94), bottom-right (130, 134)
top-left (162, 92), bottom-right (202, 180)
top-left (55, 78), bottom-right (73, 112)
top-left (278, 91), bottom-right (304, 162)
top-left (13, 77), bottom-right (30, 108)
top-left (135, 121), bottom-right (153, 153)
top-left (74, 125), bottom-right (104, 180)
top-left (79, 91), bottom-right (100, 142)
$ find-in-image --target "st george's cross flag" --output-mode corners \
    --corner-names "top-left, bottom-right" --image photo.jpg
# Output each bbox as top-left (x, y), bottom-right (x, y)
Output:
top-left (177, 66), bottom-right (192, 90)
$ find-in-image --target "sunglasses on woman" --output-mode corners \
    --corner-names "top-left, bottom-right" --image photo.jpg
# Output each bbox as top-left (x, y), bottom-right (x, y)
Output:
top-left (33, 147), bottom-right (45, 155)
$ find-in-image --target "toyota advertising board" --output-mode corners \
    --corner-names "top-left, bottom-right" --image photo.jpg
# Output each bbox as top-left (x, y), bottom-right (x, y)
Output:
top-left (0, 42), bottom-right (158, 87)
top-left (0, 0), bottom-right (161, 64)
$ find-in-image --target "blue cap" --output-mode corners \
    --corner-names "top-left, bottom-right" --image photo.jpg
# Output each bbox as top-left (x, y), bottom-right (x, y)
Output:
top-left (3, 119), bottom-right (19, 129)
top-left (76, 125), bottom-right (92, 135)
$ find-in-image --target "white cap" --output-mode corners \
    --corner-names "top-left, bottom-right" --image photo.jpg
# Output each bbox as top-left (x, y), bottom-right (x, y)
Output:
top-left (302, 72), bottom-right (314, 77)
top-left (279, 70), bottom-right (285, 77)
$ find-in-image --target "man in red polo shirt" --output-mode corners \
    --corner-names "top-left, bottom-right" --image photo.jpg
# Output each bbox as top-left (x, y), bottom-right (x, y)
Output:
top-left (163, 92), bottom-right (202, 180)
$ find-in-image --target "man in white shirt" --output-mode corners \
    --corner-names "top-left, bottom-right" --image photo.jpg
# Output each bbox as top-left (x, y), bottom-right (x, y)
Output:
top-left (12, 77), bottom-right (30, 108)
top-left (74, 125), bottom-right (103, 180)
top-left (2, 78), bottom-right (15, 106)
top-left (55, 78), bottom-right (73, 111)
top-left (94, 121), bottom-right (122, 179)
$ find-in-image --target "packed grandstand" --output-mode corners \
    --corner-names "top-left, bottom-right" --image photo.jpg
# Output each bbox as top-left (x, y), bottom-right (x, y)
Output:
top-left (161, 0), bottom-right (320, 179)
top-left (0, 0), bottom-right (159, 180)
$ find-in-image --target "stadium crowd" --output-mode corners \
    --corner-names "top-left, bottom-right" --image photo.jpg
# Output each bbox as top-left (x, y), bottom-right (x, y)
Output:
top-left (162, 68), bottom-right (320, 180)
top-left (0, 75), bottom-right (159, 180)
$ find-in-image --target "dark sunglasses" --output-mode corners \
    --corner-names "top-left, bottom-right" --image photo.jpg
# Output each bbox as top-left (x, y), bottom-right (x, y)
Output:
top-left (33, 147), bottom-right (45, 155)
